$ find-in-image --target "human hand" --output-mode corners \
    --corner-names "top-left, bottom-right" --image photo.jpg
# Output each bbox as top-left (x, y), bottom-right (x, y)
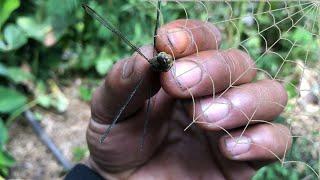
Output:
top-left (86, 19), bottom-right (292, 180)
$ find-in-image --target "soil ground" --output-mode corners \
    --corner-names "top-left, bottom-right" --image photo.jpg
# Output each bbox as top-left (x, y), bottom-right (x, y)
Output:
top-left (8, 80), bottom-right (90, 179)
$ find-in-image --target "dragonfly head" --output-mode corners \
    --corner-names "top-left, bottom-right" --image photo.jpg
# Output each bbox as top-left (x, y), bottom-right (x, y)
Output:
top-left (149, 52), bottom-right (173, 72)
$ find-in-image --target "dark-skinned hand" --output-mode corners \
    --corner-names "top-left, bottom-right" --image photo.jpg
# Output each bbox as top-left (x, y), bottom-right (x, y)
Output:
top-left (86, 20), bottom-right (292, 180)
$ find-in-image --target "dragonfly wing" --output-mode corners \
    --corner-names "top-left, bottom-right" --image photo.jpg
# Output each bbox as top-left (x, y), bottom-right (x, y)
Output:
top-left (82, 4), bottom-right (150, 62)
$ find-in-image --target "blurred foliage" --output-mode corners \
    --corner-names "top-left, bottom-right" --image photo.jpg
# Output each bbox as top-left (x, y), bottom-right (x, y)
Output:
top-left (252, 117), bottom-right (320, 180)
top-left (0, 0), bottom-right (319, 178)
top-left (79, 85), bottom-right (93, 102)
top-left (72, 146), bottom-right (89, 162)
top-left (0, 118), bottom-right (14, 177)
top-left (0, 0), bottom-right (20, 29)
top-left (253, 137), bottom-right (320, 180)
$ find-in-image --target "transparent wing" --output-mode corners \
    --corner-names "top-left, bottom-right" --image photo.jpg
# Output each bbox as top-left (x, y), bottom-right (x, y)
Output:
top-left (82, 4), bottom-right (150, 61)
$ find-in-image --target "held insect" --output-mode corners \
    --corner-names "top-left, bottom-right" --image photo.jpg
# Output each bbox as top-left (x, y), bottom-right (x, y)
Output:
top-left (149, 52), bottom-right (173, 72)
top-left (82, 1), bottom-right (172, 144)
top-left (82, 4), bottom-right (173, 72)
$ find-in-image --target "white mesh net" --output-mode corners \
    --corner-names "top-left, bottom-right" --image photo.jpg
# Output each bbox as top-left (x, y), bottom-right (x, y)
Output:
top-left (149, 0), bottom-right (320, 178)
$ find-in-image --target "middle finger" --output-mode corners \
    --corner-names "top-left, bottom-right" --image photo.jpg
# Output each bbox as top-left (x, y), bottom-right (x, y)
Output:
top-left (161, 49), bottom-right (257, 98)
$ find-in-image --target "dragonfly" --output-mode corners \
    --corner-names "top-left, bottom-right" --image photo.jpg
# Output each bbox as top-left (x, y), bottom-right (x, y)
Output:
top-left (82, 1), bottom-right (173, 144)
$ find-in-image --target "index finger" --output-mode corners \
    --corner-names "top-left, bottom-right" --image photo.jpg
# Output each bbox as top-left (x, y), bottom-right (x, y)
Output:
top-left (156, 19), bottom-right (221, 59)
top-left (91, 45), bottom-right (160, 124)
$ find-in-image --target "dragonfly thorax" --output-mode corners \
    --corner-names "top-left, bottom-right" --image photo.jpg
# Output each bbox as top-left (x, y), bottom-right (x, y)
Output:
top-left (149, 52), bottom-right (173, 72)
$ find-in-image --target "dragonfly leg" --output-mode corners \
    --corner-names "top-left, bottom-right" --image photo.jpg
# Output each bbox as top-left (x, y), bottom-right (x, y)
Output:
top-left (99, 77), bottom-right (145, 143)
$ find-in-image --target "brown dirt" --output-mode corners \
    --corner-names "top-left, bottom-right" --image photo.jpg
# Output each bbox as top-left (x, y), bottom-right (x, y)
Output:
top-left (287, 61), bottom-right (320, 143)
top-left (7, 79), bottom-right (91, 179)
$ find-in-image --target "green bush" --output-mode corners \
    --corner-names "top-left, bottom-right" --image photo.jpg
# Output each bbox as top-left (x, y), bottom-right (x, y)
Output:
top-left (0, 0), bottom-right (318, 178)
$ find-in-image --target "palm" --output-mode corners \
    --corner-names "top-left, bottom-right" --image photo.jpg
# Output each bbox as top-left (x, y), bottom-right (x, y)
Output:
top-left (86, 19), bottom-right (291, 179)
top-left (126, 100), bottom-right (255, 180)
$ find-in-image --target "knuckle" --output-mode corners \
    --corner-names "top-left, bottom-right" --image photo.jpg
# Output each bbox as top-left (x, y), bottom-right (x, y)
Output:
top-left (232, 49), bottom-right (256, 70)
top-left (255, 124), bottom-right (278, 149)
top-left (261, 79), bottom-right (288, 105)
top-left (204, 22), bottom-right (222, 47)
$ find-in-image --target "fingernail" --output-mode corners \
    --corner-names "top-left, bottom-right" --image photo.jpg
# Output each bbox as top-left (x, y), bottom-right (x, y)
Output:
top-left (201, 98), bottom-right (230, 122)
top-left (122, 59), bottom-right (135, 79)
top-left (174, 61), bottom-right (202, 89)
top-left (167, 28), bottom-right (189, 53)
top-left (225, 136), bottom-right (251, 156)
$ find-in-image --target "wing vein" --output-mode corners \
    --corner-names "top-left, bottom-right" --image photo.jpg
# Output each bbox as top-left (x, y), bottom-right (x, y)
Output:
top-left (82, 4), bottom-right (150, 61)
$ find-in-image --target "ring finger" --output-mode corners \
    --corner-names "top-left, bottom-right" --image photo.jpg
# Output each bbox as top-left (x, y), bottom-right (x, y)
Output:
top-left (184, 79), bottom-right (288, 130)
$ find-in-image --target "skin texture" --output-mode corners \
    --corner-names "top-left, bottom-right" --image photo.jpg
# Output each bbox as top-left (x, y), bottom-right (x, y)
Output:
top-left (86, 19), bottom-right (292, 180)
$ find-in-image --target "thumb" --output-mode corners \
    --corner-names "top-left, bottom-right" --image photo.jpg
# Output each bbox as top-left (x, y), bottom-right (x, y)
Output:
top-left (87, 46), bottom-right (174, 173)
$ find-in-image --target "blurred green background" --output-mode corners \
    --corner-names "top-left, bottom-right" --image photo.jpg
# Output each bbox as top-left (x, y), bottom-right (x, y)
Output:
top-left (0, 0), bottom-right (319, 179)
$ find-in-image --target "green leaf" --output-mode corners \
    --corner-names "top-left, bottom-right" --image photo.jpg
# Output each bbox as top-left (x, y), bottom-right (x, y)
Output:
top-left (33, 112), bottom-right (43, 121)
top-left (0, 86), bottom-right (27, 113)
top-left (95, 58), bottom-right (113, 76)
top-left (52, 94), bottom-right (68, 112)
top-left (0, 151), bottom-right (15, 167)
top-left (0, 24), bottom-right (27, 51)
top-left (0, 119), bottom-right (8, 150)
top-left (72, 146), bottom-right (88, 162)
top-left (0, 167), bottom-right (9, 177)
top-left (48, 80), bottom-right (69, 112)
top-left (0, 0), bottom-right (20, 29)
top-left (292, 28), bottom-right (312, 45)
top-left (79, 86), bottom-right (92, 102)
top-left (0, 64), bottom-right (7, 76)
top-left (0, 150), bottom-right (14, 177)
top-left (95, 49), bottom-right (114, 75)
top-left (0, 65), bottom-right (33, 84)
top-left (36, 94), bottom-right (51, 108)
top-left (286, 83), bottom-right (298, 99)
top-left (80, 46), bottom-right (96, 70)
top-left (35, 81), bottom-right (52, 108)
top-left (16, 16), bottom-right (51, 42)
top-left (6, 67), bottom-right (33, 83)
